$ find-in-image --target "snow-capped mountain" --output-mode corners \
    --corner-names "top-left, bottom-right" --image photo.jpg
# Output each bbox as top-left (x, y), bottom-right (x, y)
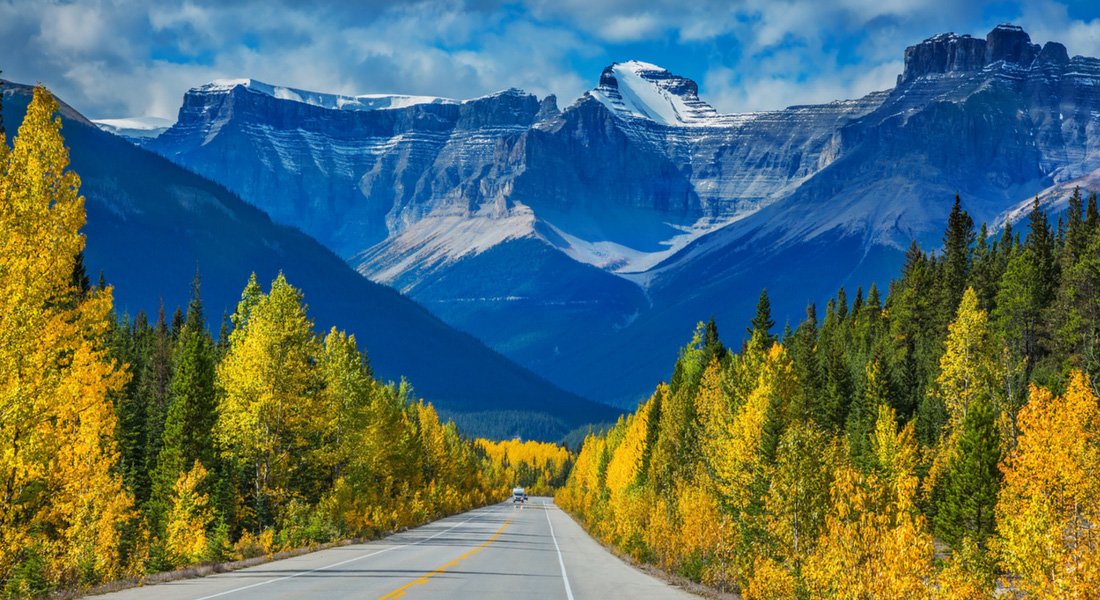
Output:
top-left (146, 25), bottom-right (1100, 405)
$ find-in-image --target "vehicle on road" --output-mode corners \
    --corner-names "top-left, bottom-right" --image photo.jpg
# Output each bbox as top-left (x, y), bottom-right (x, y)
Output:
top-left (512, 487), bottom-right (527, 503)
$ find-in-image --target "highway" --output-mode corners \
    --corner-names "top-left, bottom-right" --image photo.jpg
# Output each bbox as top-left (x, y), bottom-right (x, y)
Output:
top-left (89, 498), bottom-right (696, 599)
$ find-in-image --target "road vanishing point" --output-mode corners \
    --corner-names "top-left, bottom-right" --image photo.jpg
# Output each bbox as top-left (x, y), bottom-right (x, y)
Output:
top-left (88, 498), bottom-right (696, 599)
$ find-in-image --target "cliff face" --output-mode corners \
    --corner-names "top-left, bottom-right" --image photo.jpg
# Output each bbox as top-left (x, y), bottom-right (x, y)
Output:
top-left (147, 25), bottom-right (1100, 405)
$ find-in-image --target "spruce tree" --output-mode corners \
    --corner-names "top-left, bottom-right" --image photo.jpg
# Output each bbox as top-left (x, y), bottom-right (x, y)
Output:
top-left (932, 396), bottom-right (1001, 550)
top-left (847, 355), bottom-right (887, 471)
top-left (141, 304), bottom-right (174, 506)
top-left (940, 194), bottom-right (975, 326)
top-left (0, 67), bottom-right (5, 142)
top-left (702, 317), bottom-right (726, 364)
top-left (789, 304), bottom-right (823, 423)
top-left (1086, 192), bottom-right (1099, 233)
top-left (151, 274), bottom-right (217, 529)
top-left (749, 289), bottom-right (776, 344)
top-left (110, 313), bottom-right (148, 500)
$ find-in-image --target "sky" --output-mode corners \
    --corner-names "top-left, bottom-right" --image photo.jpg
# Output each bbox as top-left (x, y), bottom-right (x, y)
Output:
top-left (2, 0), bottom-right (1100, 121)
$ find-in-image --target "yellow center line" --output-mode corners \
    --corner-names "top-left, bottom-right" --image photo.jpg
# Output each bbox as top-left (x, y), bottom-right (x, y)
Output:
top-left (377, 516), bottom-right (513, 600)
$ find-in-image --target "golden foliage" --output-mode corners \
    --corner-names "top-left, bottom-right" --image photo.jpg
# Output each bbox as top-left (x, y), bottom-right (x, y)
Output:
top-left (165, 461), bottom-right (213, 565)
top-left (994, 371), bottom-right (1100, 598)
top-left (0, 87), bottom-right (133, 589)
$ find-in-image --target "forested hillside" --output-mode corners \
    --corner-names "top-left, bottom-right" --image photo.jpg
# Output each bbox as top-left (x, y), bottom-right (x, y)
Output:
top-left (0, 87), bottom-right (572, 597)
top-left (558, 192), bottom-right (1100, 597)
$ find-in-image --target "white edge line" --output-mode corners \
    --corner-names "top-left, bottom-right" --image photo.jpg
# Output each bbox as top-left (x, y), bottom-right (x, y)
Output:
top-left (543, 500), bottom-right (576, 600)
top-left (192, 508), bottom-right (492, 600)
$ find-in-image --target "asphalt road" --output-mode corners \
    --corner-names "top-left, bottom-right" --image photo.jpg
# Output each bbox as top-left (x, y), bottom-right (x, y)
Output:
top-left (89, 498), bottom-right (697, 599)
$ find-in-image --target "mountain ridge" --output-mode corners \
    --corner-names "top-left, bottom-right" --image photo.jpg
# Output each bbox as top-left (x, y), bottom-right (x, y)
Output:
top-left (1, 79), bottom-right (620, 437)
top-left (139, 23), bottom-right (1100, 405)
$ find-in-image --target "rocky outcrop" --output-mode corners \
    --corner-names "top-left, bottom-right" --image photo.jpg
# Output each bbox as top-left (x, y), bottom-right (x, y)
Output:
top-left (900, 24), bottom-right (1044, 83)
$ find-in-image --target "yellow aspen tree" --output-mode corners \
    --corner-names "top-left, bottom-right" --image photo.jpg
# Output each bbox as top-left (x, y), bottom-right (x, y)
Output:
top-left (763, 420), bottom-right (840, 587)
top-left (215, 273), bottom-right (322, 526)
top-left (926, 288), bottom-right (1002, 490)
top-left (0, 87), bottom-right (132, 588)
top-left (994, 372), bottom-right (1100, 597)
top-left (706, 345), bottom-right (785, 514)
top-left (744, 555), bottom-right (798, 600)
top-left (165, 461), bottom-right (214, 566)
top-left (603, 397), bottom-right (658, 554)
top-left (805, 405), bottom-right (935, 599)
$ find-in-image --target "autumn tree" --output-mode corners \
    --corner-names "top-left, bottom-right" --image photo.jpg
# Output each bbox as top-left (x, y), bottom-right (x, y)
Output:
top-left (215, 273), bottom-right (323, 529)
top-left (995, 372), bottom-right (1100, 596)
top-left (924, 288), bottom-right (1004, 549)
top-left (0, 87), bottom-right (133, 590)
top-left (164, 461), bottom-right (214, 566)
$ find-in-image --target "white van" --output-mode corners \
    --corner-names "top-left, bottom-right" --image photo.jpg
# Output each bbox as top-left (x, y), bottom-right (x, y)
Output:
top-left (512, 487), bottom-right (527, 503)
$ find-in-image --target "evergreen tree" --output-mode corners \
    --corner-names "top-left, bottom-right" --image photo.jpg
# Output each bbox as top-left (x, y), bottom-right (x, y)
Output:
top-left (749, 289), bottom-right (776, 345)
top-left (141, 304), bottom-right (174, 503)
top-left (1086, 192), bottom-right (1099, 233)
top-left (1062, 187), bottom-right (1087, 269)
top-left (702, 317), bottom-right (726, 364)
top-left (933, 395), bottom-right (1000, 550)
top-left (0, 67), bottom-right (5, 142)
top-left (819, 297), bottom-right (854, 429)
top-left (116, 312), bottom-right (152, 503)
top-left (170, 306), bottom-right (185, 339)
top-left (846, 355), bottom-right (887, 471)
top-left (151, 273), bottom-right (217, 530)
top-left (789, 304), bottom-right (823, 423)
top-left (969, 224), bottom-right (1002, 311)
top-left (71, 251), bottom-right (91, 299)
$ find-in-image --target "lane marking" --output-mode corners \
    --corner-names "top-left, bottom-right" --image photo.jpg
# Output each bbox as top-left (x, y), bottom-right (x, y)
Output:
top-left (377, 514), bottom-right (513, 599)
top-left (543, 500), bottom-right (576, 600)
top-left (192, 508), bottom-right (495, 600)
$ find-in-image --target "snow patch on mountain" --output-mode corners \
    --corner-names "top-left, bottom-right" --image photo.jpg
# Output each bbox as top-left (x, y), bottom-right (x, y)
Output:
top-left (541, 216), bottom-right (735, 274)
top-left (357, 205), bottom-right (538, 287)
top-left (200, 79), bottom-right (458, 111)
top-left (590, 61), bottom-right (722, 127)
top-left (94, 116), bottom-right (175, 139)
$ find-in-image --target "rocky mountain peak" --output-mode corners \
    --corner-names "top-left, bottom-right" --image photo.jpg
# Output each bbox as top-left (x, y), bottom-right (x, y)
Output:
top-left (589, 60), bottom-right (720, 127)
top-left (900, 24), bottom-right (1042, 83)
top-left (984, 24), bottom-right (1040, 65)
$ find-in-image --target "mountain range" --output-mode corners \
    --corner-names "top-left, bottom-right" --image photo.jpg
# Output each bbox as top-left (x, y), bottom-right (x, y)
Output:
top-left (116, 24), bottom-right (1100, 405)
top-left (1, 81), bottom-right (620, 440)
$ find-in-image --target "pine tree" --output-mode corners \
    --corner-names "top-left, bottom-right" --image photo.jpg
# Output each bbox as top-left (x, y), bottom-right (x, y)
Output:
top-left (847, 355), bottom-right (887, 471)
top-left (819, 297), bottom-right (854, 429)
top-left (940, 195), bottom-right (975, 326)
top-left (0, 67), bottom-right (5, 142)
top-left (116, 312), bottom-right (151, 503)
top-left (788, 304), bottom-right (823, 423)
top-left (1086, 192), bottom-right (1099, 233)
top-left (887, 242), bottom-right (939, 419)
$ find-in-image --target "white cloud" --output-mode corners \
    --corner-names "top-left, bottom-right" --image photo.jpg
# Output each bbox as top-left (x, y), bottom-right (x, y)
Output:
top-left (1018, 0), bottom-right (1100, 58)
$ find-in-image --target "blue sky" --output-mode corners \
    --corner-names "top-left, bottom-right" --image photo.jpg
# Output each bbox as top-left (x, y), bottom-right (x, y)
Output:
top-left (2, 0), bottom-right (1100, 120)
